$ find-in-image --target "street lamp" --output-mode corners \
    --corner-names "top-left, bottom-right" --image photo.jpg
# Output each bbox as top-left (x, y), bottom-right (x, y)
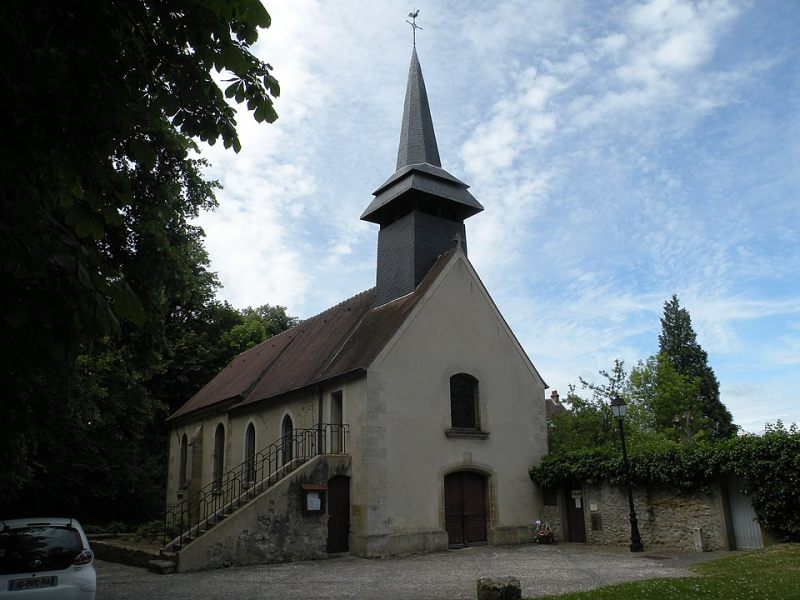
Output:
top-left (610, 394), bottom-right (644, 553)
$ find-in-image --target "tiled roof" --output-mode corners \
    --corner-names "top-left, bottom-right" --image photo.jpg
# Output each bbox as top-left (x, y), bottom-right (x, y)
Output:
top-left (167, 250), bottom-right (457, 422)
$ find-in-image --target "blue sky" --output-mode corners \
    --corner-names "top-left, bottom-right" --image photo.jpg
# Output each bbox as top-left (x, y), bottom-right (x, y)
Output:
top-left (195, 0), bottom-right (799, 433)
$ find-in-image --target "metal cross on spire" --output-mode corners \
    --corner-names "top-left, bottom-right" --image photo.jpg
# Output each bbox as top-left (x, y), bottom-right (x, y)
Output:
top-left (406, 9), bottom-right (423, 47)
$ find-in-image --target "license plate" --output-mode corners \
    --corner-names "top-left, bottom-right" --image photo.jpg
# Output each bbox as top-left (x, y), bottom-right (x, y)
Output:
top-left (8, 576), bottom-right (58, 591)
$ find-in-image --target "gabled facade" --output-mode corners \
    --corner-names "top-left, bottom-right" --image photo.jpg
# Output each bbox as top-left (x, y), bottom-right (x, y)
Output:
top-left (163, 47), bottom-right (548, 571)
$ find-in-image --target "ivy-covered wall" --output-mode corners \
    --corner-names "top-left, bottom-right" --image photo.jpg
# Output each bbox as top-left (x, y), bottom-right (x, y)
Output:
top-left (530, 424), bottom-right (800, 543)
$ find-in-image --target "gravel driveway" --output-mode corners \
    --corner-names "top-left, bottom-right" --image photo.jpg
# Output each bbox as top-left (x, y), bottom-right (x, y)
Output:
top-left (95, 543), bottom-right (731, 600)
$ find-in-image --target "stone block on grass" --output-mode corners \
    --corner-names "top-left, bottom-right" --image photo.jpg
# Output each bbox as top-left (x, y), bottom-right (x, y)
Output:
top-left (476, 576), bottom-right (521, 600)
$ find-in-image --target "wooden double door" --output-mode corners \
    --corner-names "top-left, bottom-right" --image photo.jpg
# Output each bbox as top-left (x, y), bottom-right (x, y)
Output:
top-left (444, 471), bottom-right (487, 547)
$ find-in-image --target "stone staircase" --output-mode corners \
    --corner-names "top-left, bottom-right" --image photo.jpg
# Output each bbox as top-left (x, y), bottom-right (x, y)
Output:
top-left (153, 424), bottom-right (348, 573)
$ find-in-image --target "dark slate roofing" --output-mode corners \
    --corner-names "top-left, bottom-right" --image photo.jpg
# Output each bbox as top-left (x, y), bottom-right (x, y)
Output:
top-left (167, 249), bottom-right (458, 422)
top-left (396, 47), bottom-right (441, 170)
top-left (364, 166), bottom-right (484, 223)
top-left (361, 49), bottom-right (484, 224)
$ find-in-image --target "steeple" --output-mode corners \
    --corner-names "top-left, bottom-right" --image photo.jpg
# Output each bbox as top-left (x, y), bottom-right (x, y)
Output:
top-left (362, 44), bottom-right (484, 306)
top-left (396, 48), bottom-right (441, 170)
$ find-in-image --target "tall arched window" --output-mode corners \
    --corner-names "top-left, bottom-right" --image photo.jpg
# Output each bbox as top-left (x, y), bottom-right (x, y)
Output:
top-left (281, 415), bottom-right (294, 465)
top-left (244, 423), bottom-right (256, 483)
top-left (178, 433), bottom-right (188, 489)
top-left (450, 374), bottom-right (479, 430)
top-left (213, 424), bottom-right (225, 489)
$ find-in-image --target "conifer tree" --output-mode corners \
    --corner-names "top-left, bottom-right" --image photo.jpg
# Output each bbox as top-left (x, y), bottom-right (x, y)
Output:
top-left (658, 295), bottom-right (737, 440)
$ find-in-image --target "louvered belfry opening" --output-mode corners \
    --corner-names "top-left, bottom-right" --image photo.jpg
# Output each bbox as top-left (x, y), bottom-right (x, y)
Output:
top-left (362, 48), bottom-right (483, 307)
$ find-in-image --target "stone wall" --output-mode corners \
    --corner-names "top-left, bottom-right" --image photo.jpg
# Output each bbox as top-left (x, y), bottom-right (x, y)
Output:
top-left (552, 481), bottom-right (733, 551)
top-left (541, 502), bottom-right (563, 543)
top-left (176, 455), bottom-right (351, 571)
top-left (91, 539), bottom-right (159, 569)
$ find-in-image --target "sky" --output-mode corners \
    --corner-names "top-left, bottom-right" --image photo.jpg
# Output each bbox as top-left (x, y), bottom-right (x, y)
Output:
top-left (194, 0), bottom-right (799, 434)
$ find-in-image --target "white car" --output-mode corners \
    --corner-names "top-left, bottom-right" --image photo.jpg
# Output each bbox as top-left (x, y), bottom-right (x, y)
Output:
top-left (0, 518), bottom-right (96, 599)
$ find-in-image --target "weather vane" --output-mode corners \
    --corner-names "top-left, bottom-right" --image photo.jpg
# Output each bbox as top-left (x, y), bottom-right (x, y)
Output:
top-left (406, 9), bottom-right (422, 47)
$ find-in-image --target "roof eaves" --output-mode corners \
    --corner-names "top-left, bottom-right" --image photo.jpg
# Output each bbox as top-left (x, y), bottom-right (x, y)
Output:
top-left (167, 394), bottom-right (242, 424)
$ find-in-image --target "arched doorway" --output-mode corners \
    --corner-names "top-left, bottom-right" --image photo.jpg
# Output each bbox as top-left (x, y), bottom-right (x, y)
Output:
top-left (444, 471), bottom-right (487, 548)
top-left (281, 415), bottom-right (294, 465)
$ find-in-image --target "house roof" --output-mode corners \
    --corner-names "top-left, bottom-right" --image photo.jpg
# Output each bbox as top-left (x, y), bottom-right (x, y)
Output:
top-left (167, 249), bottom-right (456, 422)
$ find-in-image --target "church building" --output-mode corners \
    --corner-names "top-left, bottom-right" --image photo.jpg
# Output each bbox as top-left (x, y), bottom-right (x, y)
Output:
top-left (162, 45), bottom-right (549, 572)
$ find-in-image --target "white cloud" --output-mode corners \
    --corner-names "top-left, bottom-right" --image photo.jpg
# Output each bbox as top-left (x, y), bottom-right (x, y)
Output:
top-left (193, 1), bottom-right (800, 432)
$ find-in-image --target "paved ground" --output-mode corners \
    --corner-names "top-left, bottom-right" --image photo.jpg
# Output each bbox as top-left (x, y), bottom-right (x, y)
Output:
top-left (95, 543), bottom-right (732, 600)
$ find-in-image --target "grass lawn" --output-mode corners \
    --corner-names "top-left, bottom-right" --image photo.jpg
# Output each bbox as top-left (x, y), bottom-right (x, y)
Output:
top-left (535, 544), bottom-right (800, 599)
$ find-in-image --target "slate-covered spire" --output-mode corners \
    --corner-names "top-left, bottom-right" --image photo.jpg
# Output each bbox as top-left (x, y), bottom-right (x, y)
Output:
top-left (396, 48), bottom-right (441, 170)
top-left (363, 46), bottom-right (484, 307)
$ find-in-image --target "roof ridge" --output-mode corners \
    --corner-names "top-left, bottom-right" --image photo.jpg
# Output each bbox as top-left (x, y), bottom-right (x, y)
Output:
top-left (295, 287), bottom-right (375, 325)
top-left (240, 288), bottom-right (376, 356)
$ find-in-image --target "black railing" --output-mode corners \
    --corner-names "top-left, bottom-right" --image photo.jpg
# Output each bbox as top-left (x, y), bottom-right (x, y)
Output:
top-left (162, 423), bottom-right (348, 551)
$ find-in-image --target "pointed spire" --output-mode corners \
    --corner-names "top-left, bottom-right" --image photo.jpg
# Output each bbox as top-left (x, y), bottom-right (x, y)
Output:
top-left (396, 48), bottom-right (441, 170)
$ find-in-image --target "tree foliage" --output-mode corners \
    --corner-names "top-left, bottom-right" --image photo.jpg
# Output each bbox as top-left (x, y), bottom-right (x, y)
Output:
top-left (628, 353), bottom-right (705, 442)
top-left (0, 0), bottom-right (285, 519)
top-left (659, 295), bottom-right (736, 440)
top-left (547, 361), bottom-right (628, 454)
top-left (549, 296), bottom-right (738, 453)
top-left (2, 0), bottom-right (279, 361)
top-left (222, 305), bottom-right (299, 357)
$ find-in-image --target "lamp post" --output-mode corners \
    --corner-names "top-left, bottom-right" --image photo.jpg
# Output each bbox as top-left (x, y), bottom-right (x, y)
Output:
top-left (610, 394), bottom-right (644, 553)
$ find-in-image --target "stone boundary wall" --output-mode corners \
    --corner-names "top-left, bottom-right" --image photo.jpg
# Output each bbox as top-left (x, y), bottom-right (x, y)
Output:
top-left (543, 481), bottom-right (734, 551)
top-left (91, 539), bottom-right (159, 569)
top-left (541, 503), bottom-right (563, 543)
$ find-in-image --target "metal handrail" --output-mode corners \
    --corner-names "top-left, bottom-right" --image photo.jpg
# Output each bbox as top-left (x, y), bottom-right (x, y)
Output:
top-left (162, 423), bottom-right (348, 551)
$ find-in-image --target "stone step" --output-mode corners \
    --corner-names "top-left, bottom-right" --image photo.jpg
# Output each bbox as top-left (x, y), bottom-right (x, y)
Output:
top-left (148, 559), bottom-right (176, 575)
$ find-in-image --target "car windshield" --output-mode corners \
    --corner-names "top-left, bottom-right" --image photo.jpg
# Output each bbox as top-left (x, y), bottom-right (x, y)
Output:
top-left (0, 525), bottom-right (83, 574)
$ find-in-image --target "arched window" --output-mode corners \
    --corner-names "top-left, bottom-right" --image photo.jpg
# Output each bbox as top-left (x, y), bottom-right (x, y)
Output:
top-left (244, 423), bottom-right (256, 483)
top-left (450, 374), bottom-right (479, 429)
top-left (213, 424), bottom-right (225, 489)
top-left (282, 415), bottom-right (294, 465)
top-left (178, 433), bottom-right (188, 489)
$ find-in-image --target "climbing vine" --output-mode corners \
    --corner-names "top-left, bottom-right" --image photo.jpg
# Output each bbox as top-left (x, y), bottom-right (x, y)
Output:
top-left (530, 423), bottom-right (800, 542)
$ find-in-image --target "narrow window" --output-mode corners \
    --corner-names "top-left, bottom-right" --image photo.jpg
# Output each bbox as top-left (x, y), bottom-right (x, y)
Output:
top-left (213, 424), bottom-right (225, 489)
top-left (330, 391), bottom-right (343, 453)
top-left (282, 415), bottom-right (294, 465)
top-left (244, 423), bottom-right (256, 483)
top-left (450, 374), bottom-right (479, 429)
top-left (178, 433), bottom-right (188, 489)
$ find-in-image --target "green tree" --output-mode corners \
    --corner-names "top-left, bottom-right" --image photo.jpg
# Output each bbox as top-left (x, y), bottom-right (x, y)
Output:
top-left (628, 353), bottom-right (705, 442)
top-left (0, 0), bottom-right (279, 507)
top-left (658, 295), bottom-right (736, 440)
top-left (548, 361), bottom-right (632, 453)
top-left (2, 0), bottom-right (278, 360)
top-left (222, 304), bottom-right (298, 356)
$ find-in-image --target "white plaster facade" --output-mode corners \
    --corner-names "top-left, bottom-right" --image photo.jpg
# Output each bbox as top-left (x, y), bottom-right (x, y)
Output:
top-left (349, 252), bottom-right (547, 554)
top-left (165, 250), bottom-right (547, 560)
